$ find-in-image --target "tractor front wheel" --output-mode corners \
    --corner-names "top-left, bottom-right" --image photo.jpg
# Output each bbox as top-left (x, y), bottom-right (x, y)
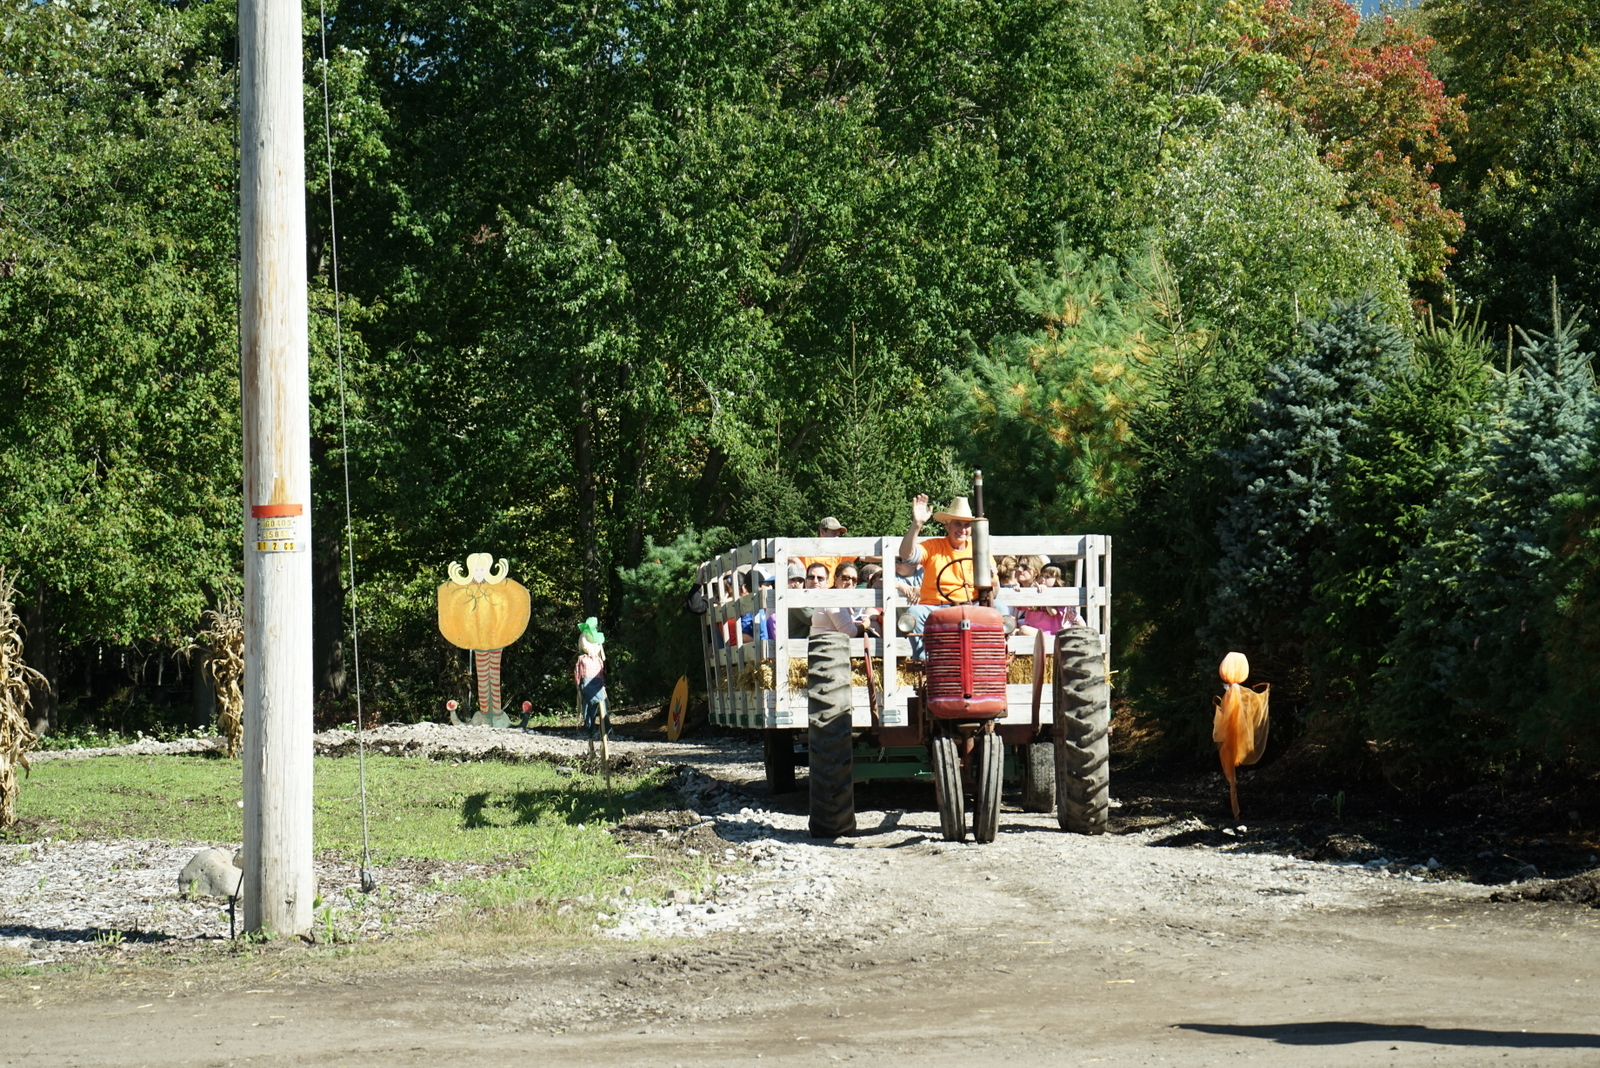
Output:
top-left (931, 730), bottom-right (966, 843)
top-left (973, 730), bottom-right (1004, 842)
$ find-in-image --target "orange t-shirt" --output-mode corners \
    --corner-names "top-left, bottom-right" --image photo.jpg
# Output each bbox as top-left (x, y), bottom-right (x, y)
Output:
top-left (916, 537), bottom-right (973, 605)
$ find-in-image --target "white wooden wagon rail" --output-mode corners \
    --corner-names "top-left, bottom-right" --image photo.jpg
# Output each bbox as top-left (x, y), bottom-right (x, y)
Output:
top-left (695, 535), bottom-right (1111, 731)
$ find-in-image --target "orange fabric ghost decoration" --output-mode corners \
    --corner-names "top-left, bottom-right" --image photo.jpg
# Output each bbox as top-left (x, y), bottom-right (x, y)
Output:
top-left (1212, 651), bottom-right (1270, 821)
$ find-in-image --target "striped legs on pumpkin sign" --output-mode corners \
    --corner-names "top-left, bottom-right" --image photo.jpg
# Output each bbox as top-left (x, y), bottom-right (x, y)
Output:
top-left (472, 648), bottom-right (510, 727)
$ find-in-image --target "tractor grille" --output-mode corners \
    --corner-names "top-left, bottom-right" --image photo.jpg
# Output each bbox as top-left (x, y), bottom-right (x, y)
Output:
top-left (924, 605), bottom-right (1008, 718)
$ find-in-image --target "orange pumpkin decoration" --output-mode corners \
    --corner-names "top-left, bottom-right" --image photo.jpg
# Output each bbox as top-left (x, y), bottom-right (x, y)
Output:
top-left (437, 553), bottom-right (531, 651)
top-left (1212, 652), bottom-right (1269, 821)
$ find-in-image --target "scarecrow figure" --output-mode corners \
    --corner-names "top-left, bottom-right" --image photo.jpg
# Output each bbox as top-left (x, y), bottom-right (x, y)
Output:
top-left (574, 617), bottom-right (607, 746)
top-left (437, 553), bottom-right (531, 727)
top-left (1213, 651), bottom-right (1270, 822)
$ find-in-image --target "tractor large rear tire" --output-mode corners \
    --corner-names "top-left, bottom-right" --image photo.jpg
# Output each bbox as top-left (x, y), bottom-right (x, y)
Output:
top-left (1054, 627), bottom-right (1110, 835)
top-left (972, 731), bottom-right (1004, 843)
top-left (763, 729), bottom-right (797, 794)
top-left (807, 631), bottom-right (856, 838)
top-left (931, 730), bottom-right (966, 843)
top-left (1020, 741), bottom-right (1055, 813)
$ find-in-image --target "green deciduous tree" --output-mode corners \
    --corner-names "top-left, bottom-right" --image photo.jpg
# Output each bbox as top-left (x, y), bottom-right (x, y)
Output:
top-left (0, 0), bottom-right (242, 727)
top-left (327, 0), bottom-right (1152, 704)
top-left (1150, 107), bottom-right (1411, 359)
top-left (1257, 0), bottom-right (1468, 282)
top-left (1450, 66), bottom-right (1600, 328)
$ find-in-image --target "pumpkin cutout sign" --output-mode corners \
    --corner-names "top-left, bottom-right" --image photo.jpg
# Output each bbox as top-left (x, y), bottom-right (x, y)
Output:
top-left (1212, 650), bottom-right (1270, 821)
top-left (438, 553), bottom-right (531, 726)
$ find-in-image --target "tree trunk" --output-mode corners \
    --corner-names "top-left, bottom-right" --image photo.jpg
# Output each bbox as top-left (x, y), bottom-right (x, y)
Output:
top-left (20, 585), bottom-right (57, 735)
top-left (311, 524), bottom-right (347, 701)
top-left (573, 367), bottom-right (602, 621)
top-left (693, 447), bottom-right (727, 513)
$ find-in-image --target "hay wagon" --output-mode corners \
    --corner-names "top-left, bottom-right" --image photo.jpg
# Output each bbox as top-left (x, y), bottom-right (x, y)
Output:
top-left (693, 533), bottom-right (1112, 840)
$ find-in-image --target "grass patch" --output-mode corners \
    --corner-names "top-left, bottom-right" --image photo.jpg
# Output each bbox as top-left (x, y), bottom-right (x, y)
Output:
top-left (5, 755), bottom-right (711, 941)
top-left (8, 754), bottom-right (675, 861)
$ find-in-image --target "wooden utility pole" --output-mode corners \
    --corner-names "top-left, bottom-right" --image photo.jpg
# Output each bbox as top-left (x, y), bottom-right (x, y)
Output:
top-left (239, 0), bottom-right (313, 936)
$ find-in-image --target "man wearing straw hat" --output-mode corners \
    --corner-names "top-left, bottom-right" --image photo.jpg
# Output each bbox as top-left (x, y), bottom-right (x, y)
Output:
top-left (895, 493), bottom-right (977, 657)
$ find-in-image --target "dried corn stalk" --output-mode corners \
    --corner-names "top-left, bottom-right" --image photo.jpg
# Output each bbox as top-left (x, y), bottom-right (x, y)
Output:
top-left (196, 603), bottom-right (244, 757)
top-left (0, 568), bottom-right (46, 829)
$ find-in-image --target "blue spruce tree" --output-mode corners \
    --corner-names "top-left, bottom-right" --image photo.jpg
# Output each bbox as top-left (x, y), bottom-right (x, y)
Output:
top-left (1206, 296), bottom-right (1406, 691)
top-left (1376, 301), bottom-right (1600, 772)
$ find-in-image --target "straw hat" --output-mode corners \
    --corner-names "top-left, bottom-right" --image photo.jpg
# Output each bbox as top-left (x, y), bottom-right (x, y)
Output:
top-left (932, 496), bottom-right (977, 524)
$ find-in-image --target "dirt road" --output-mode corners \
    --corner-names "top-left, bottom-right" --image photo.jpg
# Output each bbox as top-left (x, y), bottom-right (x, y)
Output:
top-left (7, 730), bottom-right (1600, 1066)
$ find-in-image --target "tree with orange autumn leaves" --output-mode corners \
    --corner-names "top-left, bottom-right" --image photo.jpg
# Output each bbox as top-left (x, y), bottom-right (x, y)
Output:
top-left (1251, 0), bottom-right (1468, 283)
top-left (1122, 0), bottom-right (1467, 284)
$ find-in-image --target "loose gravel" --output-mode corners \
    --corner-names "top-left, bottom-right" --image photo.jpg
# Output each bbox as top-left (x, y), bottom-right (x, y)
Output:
top-left (2, 722), bottom-right (1492, 963)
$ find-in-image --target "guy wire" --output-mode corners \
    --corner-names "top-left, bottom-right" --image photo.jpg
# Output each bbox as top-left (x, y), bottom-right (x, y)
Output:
top-left (317, 0), bottom-right (376, 895)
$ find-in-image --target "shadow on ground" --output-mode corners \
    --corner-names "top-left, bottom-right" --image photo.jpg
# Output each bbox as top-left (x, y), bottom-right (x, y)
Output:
top-left (1177, 1022), bottom-right (1600, 1048)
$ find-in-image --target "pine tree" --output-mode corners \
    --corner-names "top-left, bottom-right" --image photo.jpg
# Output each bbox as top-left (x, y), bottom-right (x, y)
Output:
top-left (1541, 441), bottom-right (1600, 754)
top-left (615, 526), bottom-right (732, 700)
top-left (951, 240), bottom-right (1159, 533)
top-left (1375, 300), bottom-right (1600, 772)
top-left (1305, 307), bottom-right (1495, 710)
top-left (1206, 296), bottom-right (1407, 693)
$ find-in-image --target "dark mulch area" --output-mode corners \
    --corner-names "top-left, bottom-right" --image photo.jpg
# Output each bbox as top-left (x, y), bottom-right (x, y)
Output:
top-left (610, 808), bottom-right (729, 855)
top-left (1491, 872), bottom-right (1600, 906)
top-left (1108, 754), bottom-right (1600, 887)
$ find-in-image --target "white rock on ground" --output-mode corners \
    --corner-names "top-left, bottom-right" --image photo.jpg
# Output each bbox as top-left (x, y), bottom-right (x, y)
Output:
top-left (176, 847), bottom-right (241, 900)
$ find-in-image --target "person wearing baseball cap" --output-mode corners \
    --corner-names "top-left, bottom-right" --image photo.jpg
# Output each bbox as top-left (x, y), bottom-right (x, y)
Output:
top-left (801, 515), bottom-right (848, 578)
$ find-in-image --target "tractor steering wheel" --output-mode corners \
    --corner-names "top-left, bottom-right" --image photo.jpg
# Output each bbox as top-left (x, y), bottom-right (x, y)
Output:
top-left (934, 557), bottom-right (976, 605)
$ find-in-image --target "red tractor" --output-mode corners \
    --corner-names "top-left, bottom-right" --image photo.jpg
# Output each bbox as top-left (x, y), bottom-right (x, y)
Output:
top-left (902, 474), bottom-right (1108, 843)
top-left (921, 602), bottom-right (1012, 842)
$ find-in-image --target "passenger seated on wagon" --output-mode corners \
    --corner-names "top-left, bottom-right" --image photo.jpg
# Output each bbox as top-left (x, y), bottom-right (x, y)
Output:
top-left (785, 563), bottom-right (810, 637)
top-left (896, 493), bottom-right (977, 658)
top-left (800, 515), bottom-right (848, 576)
top-left (801, 561), bottom-right (860, 637)
top-left (1036, 563), bottom-right (1085, 628)
top-left (1013, 560), bottom-right (1086, 635)
top-left (892, 556), bottom-right (923, 602)
top-left (739, 567), bottom-right (777, 641)
top-left (856, 564), bottom-right (885, 635)
top-left (715, 571), bottom-right (740, 648)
